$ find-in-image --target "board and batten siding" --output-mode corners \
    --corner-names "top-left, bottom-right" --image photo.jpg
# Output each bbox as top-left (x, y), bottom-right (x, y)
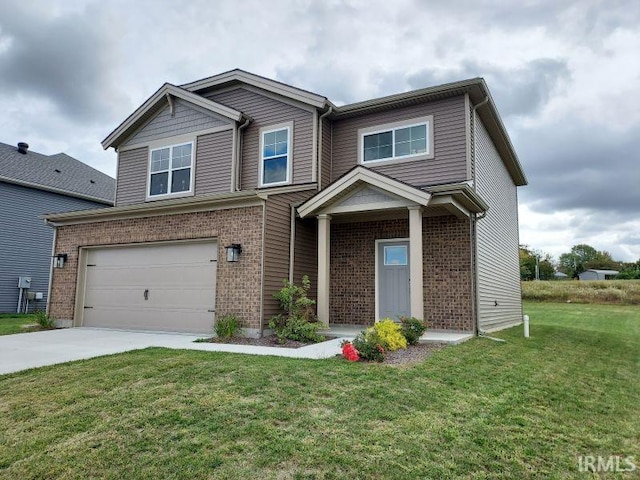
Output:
top-left (0, 182), bottom-right (108, 313)
top-left (115, 147), bottom-right (148, 206)
top-left (475, 118), bottom-right (522, 332)
top-left (195, 130), bottom-right (233, 196)
top-left (262, 190), bottom-right (317, 324)
top-left (205, 87), bottom-right (315, 189)
top-left (331, 96), bottom-right (468, 186)
top-left (121, 99), bottom-right (231, 147)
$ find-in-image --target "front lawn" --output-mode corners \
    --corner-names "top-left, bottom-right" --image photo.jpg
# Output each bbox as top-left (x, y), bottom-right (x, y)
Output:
top-left (1, 302), bottom-right (638, 478)
top-left (0, 314), bottom-right (38, 336)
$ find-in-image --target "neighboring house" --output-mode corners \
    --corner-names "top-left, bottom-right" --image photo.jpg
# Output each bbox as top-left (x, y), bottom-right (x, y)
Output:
top-left (44, 69), bottom-right (527, 336)
top-left (554, 271), bottom-right (569, 279)
top-left (578, 269), bottom-right (619, 281)
top-left (0, 142), bottom-right (115, 313)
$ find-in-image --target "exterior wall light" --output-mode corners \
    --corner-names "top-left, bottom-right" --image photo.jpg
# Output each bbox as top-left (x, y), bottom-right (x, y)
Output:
top-left (225, 244), bottom-right (242, 262)
top-left (54, 253), bottom-right (68, 268)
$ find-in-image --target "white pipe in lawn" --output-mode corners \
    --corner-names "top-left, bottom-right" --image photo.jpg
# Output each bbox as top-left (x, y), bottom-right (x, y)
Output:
top-left (524, 315), bottom-right (530, 338)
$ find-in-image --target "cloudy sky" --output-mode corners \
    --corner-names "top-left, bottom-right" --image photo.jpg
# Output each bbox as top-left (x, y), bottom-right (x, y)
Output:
top-left (1, 0), bottom-right (639, 261)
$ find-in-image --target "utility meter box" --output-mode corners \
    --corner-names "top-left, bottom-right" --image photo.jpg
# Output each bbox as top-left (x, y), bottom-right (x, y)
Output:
top-left (35, 292), bottom-right (44, 300)
top-left (18, 277), bottom-right (31, 289)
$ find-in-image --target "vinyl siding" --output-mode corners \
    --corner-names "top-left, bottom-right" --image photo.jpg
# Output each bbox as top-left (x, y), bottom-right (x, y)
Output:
top-left (262, 190), bottom-right (317, 324)
top-left (205, 87), bottom-right (314, 189)
top-left (475, 118), bottom-right (522, 332)
top-left (331, 95), bottom-right (468, 186)
top-left (195, 130), bottom-right (233, 195)
top-left (0, 182), bottom-right (107, 313)
top-left (115, 147), bottom-right (148, 206)
top-left (122, 98), bottom-right (231, 147)
top-left (320, 117), bottom-right (332, 189)
top-left (293, 218), bottom-right (318, 302)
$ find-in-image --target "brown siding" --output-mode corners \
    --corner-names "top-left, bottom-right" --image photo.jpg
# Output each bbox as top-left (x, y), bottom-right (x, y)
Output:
top-left (50, 206), bottom-right (264, 331)
top-left (206, 87), bottom-right (314, 189)
top-left (122, 99), bottom-right (230, 147)
top-left (331, 96), bottom-right (468, 186)
top-left (293, 218), bottom-right (318, 300)
top-left (195, 130), bottom-right (233, 196)
top-left (320, 117), bottom-right (332, 189)
top-left (116, 147), bottom-right (148, 207)
top-left (329, 215), bottom-right (473, 331)
top-left (262, 190), bottom-right (317, 323)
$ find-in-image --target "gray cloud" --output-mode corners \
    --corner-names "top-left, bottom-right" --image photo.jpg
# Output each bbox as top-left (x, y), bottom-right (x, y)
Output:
top-left (0, 2), bottom-right (125, 123)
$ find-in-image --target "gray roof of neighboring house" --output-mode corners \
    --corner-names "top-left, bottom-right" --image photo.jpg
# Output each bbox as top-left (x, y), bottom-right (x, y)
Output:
top-left (583, 269), bottom-right (619, 275)
top-left (0, 141), bottom-right (115, 204)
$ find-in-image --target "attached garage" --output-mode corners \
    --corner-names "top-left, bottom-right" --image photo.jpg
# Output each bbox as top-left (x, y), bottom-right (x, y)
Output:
top-left (78, 240), bottom-right (217, 334)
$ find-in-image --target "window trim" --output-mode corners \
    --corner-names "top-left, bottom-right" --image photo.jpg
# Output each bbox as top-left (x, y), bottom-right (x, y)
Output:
top-left (146, 140), bottom-right (196, 201)
top-left (259, 121), bottom-right (293, 187)
top-left (357, 115), bottom-right (434, 166)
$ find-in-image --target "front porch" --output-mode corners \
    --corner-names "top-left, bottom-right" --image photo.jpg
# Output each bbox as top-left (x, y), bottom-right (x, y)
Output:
top-left (320, 324), bottom-right (474, 344)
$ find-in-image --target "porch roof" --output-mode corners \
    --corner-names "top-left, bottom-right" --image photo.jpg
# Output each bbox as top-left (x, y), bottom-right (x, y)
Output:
top-left (297, 166), bottom-right (488, 219)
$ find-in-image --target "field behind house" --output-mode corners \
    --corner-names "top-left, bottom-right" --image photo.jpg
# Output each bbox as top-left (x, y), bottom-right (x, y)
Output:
top-left (522, 279), bottom-right (640, 305)
top-left (1, 301), bottom-right (639, 478)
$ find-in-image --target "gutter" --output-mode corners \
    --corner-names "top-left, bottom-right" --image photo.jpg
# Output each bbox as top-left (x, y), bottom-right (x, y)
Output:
top-left (235, 115), bottom-right (252, 191)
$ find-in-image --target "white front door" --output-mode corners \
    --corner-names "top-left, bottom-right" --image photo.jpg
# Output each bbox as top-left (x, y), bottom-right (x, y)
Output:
top-left (377, 240), bottom-right (411, 320)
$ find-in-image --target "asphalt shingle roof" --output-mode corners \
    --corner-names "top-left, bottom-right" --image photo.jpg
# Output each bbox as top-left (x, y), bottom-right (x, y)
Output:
top-left (0, 142), bottom-right (115, 203)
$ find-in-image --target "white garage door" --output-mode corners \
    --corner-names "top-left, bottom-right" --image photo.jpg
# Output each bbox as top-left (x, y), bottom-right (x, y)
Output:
top-left (82, 241), bottom-right (217, 334)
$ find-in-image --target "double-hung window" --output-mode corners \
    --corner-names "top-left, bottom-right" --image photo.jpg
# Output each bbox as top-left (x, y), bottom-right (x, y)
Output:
top-left (359, 116), bottom-right (433, 164)
top-left (260, 123), bottom-right (291, 186)
top-left (148, 142), bottom-right (193, 198)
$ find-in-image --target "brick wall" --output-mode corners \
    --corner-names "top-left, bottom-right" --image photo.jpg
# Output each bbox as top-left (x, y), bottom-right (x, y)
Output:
top-left (329, 215), bottom-right (473, 331)
top-left (50, 206), bottom-right (264, 330)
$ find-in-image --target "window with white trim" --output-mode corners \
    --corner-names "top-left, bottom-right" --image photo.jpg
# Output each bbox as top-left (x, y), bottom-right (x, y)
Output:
top-left (148, 142), bottom-right (193, 198)
top-left (359, 116), bottom-right (433, 164)
top-left (260, 126), bottom-right (290, 186)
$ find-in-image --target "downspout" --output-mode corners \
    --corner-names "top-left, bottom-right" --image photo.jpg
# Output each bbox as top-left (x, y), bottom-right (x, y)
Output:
top-left (235, 116), bottom-right (251, 191)
top-left (470, 96), bottom-right (489, 336)
top-left (317, 106), bottom-right (333, 189)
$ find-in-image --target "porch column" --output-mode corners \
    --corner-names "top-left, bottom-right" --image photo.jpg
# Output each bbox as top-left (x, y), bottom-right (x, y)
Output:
top-left (317, 214), bottom-right (331, 323)
top-left (408, 206), bottom-right (424, 320)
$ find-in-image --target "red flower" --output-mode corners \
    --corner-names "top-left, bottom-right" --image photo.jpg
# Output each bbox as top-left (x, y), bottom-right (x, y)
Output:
top-left (342, 342), bottom-right (360, 362)
top-left (377, 345), bottom-right (384, 353)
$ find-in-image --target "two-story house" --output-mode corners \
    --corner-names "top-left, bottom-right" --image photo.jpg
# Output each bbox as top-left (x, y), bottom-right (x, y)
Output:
top-left (44, 69), bottom-right (526, 338)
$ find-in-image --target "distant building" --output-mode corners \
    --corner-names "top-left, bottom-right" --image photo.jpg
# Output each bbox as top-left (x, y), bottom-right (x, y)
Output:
top-left (578, 269), bottom-right (619, 281)
top-left (554, 271), bottom-right (569, 279)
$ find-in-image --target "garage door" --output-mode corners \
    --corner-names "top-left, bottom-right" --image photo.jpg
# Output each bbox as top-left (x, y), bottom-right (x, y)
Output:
top-left (82, 241), bottom-right (217, 334)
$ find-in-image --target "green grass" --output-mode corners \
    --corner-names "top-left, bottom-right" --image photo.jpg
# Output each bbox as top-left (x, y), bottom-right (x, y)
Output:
top-left (1, 302), bottom-right (638, 478)
top-left (522, 279), bottom-right (640, 304)
top-left (0, 314), bottom-right (39, 336)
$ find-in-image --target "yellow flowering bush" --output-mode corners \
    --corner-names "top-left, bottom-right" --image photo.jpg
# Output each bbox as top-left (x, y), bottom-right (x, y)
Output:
top-left (366, 318), bottom-right (407, 351)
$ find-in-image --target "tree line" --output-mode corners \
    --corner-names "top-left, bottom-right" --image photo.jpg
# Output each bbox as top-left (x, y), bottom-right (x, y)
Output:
top-left (519, 244), bottom-right (640, 280)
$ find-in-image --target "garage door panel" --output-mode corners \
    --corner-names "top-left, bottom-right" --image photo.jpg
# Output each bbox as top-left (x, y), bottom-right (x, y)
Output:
top-left (82, 241), bottom-right (217, 334)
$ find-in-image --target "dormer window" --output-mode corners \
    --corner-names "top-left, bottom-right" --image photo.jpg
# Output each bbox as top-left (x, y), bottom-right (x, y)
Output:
top-left (358, 115), bottom-right (434, 165)
top-left (259, 122), bottom-right (292, 187)
top-left (148, 142), bottom-right (194, 199)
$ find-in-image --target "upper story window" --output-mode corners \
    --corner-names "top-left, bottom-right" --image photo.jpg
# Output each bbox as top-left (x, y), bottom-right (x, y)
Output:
top-left (260, 122), bottom-right (292, 187)
top-left (358, 115), bottom-right (434, 165)
top-left (148, 142), bottom-right (194, 199)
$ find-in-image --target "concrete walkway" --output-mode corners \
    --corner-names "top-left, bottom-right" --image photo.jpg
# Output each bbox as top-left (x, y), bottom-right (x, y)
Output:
top-left (0, 327), bottom-right (473, 375)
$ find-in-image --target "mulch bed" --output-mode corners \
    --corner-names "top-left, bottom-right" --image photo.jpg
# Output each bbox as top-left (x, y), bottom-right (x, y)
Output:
top-left (202, 334), bottom-right (448, 366)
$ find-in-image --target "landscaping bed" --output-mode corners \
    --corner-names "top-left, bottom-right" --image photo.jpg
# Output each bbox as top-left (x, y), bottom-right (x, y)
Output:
top-left (199, 334), bottom-right (336, 349)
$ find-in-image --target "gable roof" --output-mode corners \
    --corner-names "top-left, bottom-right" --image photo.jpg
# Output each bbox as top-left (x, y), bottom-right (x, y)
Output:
top-left (101, 83), bottom-right (245, 150)
top-left (180, 68), bottom-right (329, 109)
top-left (0, 142), bottom-right (115, 204)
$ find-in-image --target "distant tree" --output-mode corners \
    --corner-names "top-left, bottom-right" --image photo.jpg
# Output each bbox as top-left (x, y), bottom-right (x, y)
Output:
top-left (558, 244), bottom-right (620, 278)
top-left (618, 259), bottom-right (640, 279)
top-left (519, 245), bottom-right (555, 281)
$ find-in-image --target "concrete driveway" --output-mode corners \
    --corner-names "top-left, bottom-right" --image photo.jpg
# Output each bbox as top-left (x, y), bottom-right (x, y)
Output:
top-left (0, 328), bottom-right (347, 375)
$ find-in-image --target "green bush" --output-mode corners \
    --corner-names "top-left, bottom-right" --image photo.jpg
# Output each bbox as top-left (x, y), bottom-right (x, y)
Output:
top-left (35, 310), bottom-right (55, 330)
top-left (269, 276), bottom-right (325, 344)
top-left (367, 318), bottom-right (406, 351)
top-left (399, 316), bottom-right (428, 345)
top-left (352, 332), bottom-right (385, 362)
top-left (214, 314), bottom-right (242, 339)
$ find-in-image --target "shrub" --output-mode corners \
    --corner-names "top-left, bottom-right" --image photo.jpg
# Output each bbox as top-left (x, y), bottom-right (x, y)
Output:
top-left (269, 276), bottom-right (325, 344)
top-left (352, 332), bottom-right (385, 362)
top-left (367, 318), bottom-right (407, 351)
top-left (341, 340), bottom-right (360, 361)
top-left (214, 314), bottom-right (242, 339)
top-left (35, 310), bottom-right (55, 329)
top-left (399, 316), bottom-right (428, 345)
